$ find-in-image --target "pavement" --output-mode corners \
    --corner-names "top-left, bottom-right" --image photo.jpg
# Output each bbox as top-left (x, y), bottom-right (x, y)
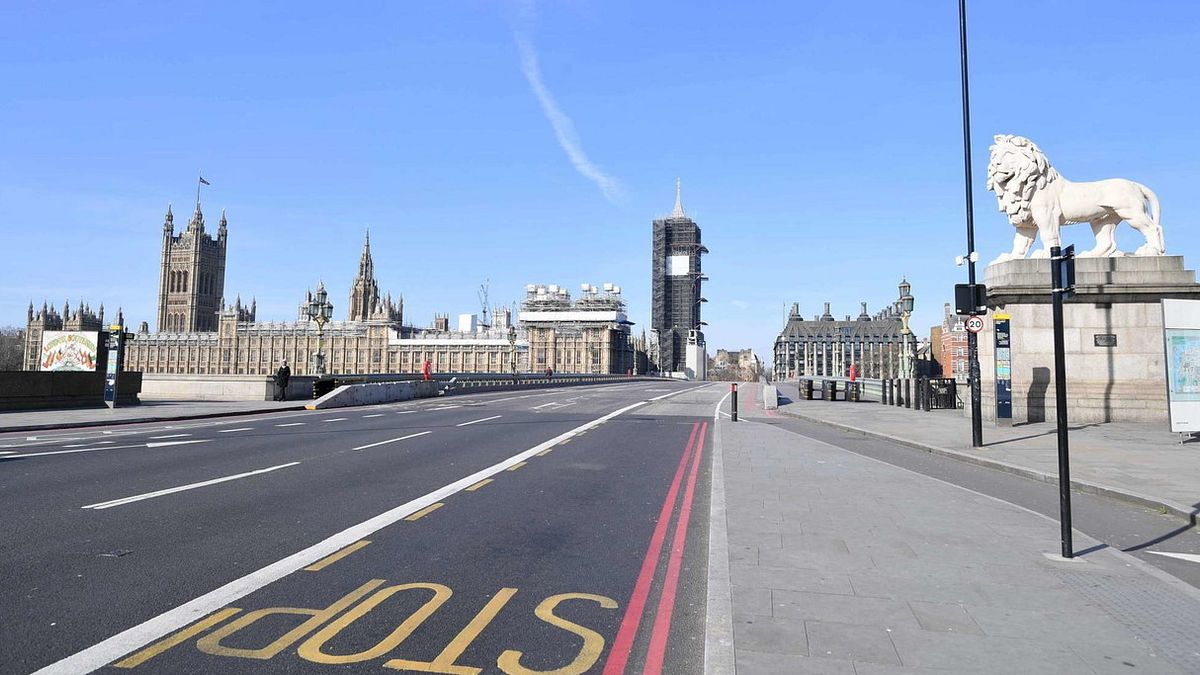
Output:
top-left (0, 400), bottom-right (304, 433)
top-left (709, 383), bottom-right (1200, 674)
top-left (0, 380), bottom-right (719, 674)
top-left (771, 382), bottom-right (1200, 522)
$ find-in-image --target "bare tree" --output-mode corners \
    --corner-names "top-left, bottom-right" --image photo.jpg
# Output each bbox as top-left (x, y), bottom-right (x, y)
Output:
top-left (0, 326), bottom-right (26, 371)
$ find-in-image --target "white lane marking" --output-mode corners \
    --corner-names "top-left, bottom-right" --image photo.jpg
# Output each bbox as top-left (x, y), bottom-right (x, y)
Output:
top-left (531, 402), bottom-right (560, 410)
top-left (63, 444), bottom-right (88, 448)
top-left (395, 411), bottom-right (416, 415)
top-left (362, 414), bottom-right (384, 418)
top-left (429, 405), bottom-right (461, 410)
top-left (149, 434), bottom-right (191, 440)
top-left (275, 423), bottom-right (305, 427)
top-left (146, 440), bottom-right (211, 448)
top-left (0, 451), bottom-right (15, 455)
top-left (217, 428), bottom-right (254, 433)
top-left (32, 385), bottom-right (707, 675)
top-left (323, 418), bottom-right (348, 422)
top-left (81, 462), bottom-right (301, 510)
top-left (1147, 551), bottom-right (1200, 564)
top-left (1, 439), bottom-right (209, 458)
top-left (713, 386), bottom-right (733, 421)
top-left (95, 441), bottom-right (114, 444)
top-left (456, 415), bottom-right (502, 427)
top-left (352, 431), bottom-right (432, 451)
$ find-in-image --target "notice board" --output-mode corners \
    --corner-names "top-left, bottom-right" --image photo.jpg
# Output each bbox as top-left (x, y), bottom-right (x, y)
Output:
top-left (1162, 299), bottom-right (1200, 432)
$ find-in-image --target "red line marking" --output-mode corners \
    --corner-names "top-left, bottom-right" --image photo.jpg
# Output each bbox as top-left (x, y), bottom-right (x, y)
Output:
top-left (602, 422), bottom-right (700, 675)
top-left (642, 421), bottom-right (708, 674)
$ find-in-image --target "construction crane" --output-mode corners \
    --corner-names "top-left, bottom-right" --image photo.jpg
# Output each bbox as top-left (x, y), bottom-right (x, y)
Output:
top-left (477, 280), bottom-right (491, 329)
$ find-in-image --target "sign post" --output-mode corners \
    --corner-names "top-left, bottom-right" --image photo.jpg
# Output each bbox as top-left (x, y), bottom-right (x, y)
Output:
top-left (1050, 244), bottom-right (1076, 558)
top-left (103, 323), bottom-right (125, 409)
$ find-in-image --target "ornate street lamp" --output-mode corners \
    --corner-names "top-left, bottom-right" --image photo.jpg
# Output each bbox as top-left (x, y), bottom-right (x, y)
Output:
top-left (507, 324), bottom-right (518, 381)
top-left (306, 281), bottom-right (334, 375)
top-left (898, 278), bottom-right (915, 378)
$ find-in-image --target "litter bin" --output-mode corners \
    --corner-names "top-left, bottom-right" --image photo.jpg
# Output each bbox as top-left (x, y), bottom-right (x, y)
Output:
top-left (822, 379), bottom-right (837, 401)
top-left (800, 379), bottom-right (814, 400)
top-left (846, 381), bottom-right (860, 402)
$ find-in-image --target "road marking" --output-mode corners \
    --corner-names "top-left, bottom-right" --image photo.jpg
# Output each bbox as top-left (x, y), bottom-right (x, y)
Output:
top-left (323, 418), bottom-right (347, 422)
top-left (465, 478), bottom-right (493, 491)
top-left (303, 540), bottom-right (372, 572)
top-left (0, 450), bottom-right (16, 455)
top-left (405, 503), bottom-right (444, 521)
top-left (81, 462), bottom-right (301, 510)
top-left (645, 421), bottom-right (708, 673)
top-left (111, 608), bottom-right (243, 669)
top-left (275, 422), bottom-right (305, 427)
top-left (1147, 551), bottom-right (1200, 564)
top-left (149, 434), bottom-right (191, 439)
top-left (604, 422), bottom-right (702, 675)
top-left (395, 411), bottom-right (416, 415)
top-left (146, 440), bottom-right (210, 448)
top-left (33, 386), bottom-right (707, 675)
top-left (506, 461), bottom-right (527, 472)
top-left (531, 402), bottom-right (559, 409)
top-left (536, 447), bottom-right (554, 456)
top-left (217, 428), bottom-right (253, 433)
top-left (456, 415), bottom-right (502, 427)
top-left (362, 414), bottom-right (384, 418)
top-left (429, 405), bottom-right (461, 410)
top-left (384, 587), bottom-right (517, 673)
top-left (352, 431), bottom-right (432, 451)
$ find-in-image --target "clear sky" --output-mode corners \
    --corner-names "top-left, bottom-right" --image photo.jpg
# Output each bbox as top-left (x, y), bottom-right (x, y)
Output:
top-left (2, 1), bottom-right (1197, 362)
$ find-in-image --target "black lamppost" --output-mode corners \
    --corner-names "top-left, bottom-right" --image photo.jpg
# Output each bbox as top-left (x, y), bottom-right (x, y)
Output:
top-left (305, 281), bottom-right (334, 375)
top-left (898, 279), bottom-right (915, 378)
top-left (959, 0), bottom-right (984, 447)
top-left (507, 324), bottom-right (518, 380)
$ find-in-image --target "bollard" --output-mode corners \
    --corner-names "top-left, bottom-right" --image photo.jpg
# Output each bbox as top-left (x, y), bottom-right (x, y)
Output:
top-left (882, 379), bottom-right (890, 405)
top-left (904, 379), bottom-right (912, 409)
top-left (923, 379), bottom-right (932, 411)
top-left (888, 379), bottom-right (895, 405)
top-left (731, 383), bottom-right (738, 422)
top-left (894, 378), bottom-right (902, 407)
top-left (915, 377), bottom-right (924, 410)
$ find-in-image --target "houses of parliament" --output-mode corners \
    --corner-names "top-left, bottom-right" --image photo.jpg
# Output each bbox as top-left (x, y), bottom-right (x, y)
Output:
top-left (24, 201), bottom-right (525, 376)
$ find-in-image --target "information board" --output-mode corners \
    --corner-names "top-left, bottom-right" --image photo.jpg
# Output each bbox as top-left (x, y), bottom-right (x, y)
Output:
top-left (39, 331), bottom-right (99, 371)
top-left (1161, 299), bottom-right (1200, 432)
top-left (993, 313), bottom-right (1012, 421)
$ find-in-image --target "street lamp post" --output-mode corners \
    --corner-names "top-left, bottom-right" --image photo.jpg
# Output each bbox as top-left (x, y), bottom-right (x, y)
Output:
top-left (305, 281), bottom-right (334, 375)
top-left (507, 325), bottom-right (518, 382)
top-left (898, 279), bottom-right (915, 379)
top-left (958, 0), bottom-right (985, 447)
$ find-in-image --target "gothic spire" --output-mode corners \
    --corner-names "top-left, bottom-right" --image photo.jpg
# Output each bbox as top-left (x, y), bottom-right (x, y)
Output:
top-left (164, 203), bottom-right (174, 232)
top-left (671, 177), bottom-right (686, 218)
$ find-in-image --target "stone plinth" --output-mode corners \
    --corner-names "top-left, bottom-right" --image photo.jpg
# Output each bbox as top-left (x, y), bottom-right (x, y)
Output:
top-left (976, 256), bottom-right (1200, 425)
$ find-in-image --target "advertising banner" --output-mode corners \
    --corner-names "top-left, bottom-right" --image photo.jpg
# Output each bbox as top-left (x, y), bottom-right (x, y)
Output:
top-left (39, 331), bottom-right (99, 371)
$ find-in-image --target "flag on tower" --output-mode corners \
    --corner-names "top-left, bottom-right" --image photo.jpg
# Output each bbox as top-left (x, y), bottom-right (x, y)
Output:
top-left (199, 176), bottom-right (211, 186)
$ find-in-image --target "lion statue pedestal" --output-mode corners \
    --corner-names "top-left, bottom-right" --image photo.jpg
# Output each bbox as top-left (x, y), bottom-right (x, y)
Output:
top-left (976, 256), bottom-right (1200, 425)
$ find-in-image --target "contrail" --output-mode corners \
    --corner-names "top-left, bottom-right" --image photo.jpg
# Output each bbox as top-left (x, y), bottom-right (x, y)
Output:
top-left (515, 32), bottom-right (622, 203)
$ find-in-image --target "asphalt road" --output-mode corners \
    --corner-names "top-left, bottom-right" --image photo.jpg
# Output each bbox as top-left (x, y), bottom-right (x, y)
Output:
top-left (756, 384), bottom-right (1200, 591)
top-left (0, 381), bottom-right (722, 674)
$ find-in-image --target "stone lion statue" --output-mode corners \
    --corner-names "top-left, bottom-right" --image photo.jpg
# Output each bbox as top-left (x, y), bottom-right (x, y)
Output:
top-left (986, 134), bottom-right (1163, 264)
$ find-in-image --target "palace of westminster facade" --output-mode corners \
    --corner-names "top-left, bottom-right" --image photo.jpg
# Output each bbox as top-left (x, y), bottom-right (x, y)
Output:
top-left (24, 201), bottom-right (639, 376)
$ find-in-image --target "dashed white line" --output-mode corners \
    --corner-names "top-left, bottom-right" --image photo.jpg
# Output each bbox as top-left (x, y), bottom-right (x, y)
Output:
top-left (429, 405), bottom-right (461, 411)
top-left (81, 462), bottom-right (301, 510)
top-left (395, 411), bottom-right (416, 415)
top-left (456, 415), bottom-right (502, 427)
top-left (531, 402), bottom-right (559, 410)
top-left (275, 423), bottom-right (306, 427)
top-left (323, 418), bottom-right (348, 422)
top-left (217, 428), bottom-right (254, 433)
top-left (352, 431), bottom-right (432, 451)
top-left (149, 434), bottom-right (191, 440)
top-left (362, 414), bottom-right (384, 418)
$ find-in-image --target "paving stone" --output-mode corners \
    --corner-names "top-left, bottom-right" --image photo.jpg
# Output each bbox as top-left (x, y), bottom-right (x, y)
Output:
top-left (804, 620), bottom-right (901, 665)
top-left (965, 605), bottom-right (1145, 646)
top-left (772, 589), bottom-right (920, 629)
top-left (732, 584), bottom-right (773, 618)
top-left (906, 601), bottom-right (984, 635)
top-left (734, 649), bottom-right (856, 675)
top-left (731, 563), bottom-right (854, 595)
top-left (888, 627), bottom-right (1094, 674)
top-left (732, 616), bottom-right (808, 655)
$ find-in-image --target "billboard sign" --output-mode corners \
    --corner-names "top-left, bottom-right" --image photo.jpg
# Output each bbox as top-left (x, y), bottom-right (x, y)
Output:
top-left (39, 331), bottom-right (99, 371)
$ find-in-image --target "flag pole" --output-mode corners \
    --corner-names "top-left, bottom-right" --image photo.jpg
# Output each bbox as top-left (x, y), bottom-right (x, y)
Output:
top-left (196, 170), bottom-right (202, 207)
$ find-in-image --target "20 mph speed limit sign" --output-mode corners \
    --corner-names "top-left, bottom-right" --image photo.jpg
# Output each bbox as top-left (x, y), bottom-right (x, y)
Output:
top-left (965, 316), bottom-right (985, 333)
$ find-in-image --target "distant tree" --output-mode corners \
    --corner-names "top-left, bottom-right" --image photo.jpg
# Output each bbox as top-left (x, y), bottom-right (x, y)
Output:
top-left (0, 326), bottom-right (26, 371)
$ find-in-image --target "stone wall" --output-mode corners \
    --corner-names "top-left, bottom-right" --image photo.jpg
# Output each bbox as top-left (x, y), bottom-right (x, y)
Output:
top-left (140, 374), bottom-right (317, 401)
top-left (0, 371), bottom-right (142, 410)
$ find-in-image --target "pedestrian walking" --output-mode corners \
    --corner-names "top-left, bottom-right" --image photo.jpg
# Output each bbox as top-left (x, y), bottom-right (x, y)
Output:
top-left (422, 359), bottom-right (432, 381)
top-left (274, 359), bottom-right (291, 401)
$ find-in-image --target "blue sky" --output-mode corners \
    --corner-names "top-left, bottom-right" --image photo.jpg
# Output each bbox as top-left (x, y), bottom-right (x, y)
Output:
top-left (2, 1), bottom-right (1198, 362)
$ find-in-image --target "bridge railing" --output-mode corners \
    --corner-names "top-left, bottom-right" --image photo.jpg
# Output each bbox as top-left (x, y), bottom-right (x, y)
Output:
top-left (312, 372), bottom-right (661, 399)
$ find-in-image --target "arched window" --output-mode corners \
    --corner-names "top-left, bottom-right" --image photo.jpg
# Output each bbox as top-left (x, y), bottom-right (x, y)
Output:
top-left (182, 271), bottom-right (188, 293)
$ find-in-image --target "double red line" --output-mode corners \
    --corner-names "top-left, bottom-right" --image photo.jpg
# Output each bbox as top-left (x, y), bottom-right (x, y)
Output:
top-left (603, 420), bottom-right (709, 675)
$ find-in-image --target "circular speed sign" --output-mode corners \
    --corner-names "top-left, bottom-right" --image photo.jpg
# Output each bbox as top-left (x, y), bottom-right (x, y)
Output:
top-left (965, 316), bottom-right (985, 333)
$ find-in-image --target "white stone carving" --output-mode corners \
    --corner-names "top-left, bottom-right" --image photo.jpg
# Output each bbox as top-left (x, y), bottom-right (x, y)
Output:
top-left (986, 134), bottom-right (1164, 264)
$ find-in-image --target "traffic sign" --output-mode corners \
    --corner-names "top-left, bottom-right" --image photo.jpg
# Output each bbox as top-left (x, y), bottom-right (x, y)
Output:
top-left (965, 316), bottom-right (985, 333)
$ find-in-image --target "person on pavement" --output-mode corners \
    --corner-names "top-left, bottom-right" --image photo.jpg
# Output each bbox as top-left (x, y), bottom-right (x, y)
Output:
top-left (274, 360), bottom-right (291, 401)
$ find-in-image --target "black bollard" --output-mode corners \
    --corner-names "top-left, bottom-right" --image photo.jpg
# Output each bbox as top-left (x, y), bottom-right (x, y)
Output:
top-left (924, 379), bottom-right (932, 411)
top-left (904, 379), bottom-right (912, 409)
top-left (730, 383), bottom-right (738, 422)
